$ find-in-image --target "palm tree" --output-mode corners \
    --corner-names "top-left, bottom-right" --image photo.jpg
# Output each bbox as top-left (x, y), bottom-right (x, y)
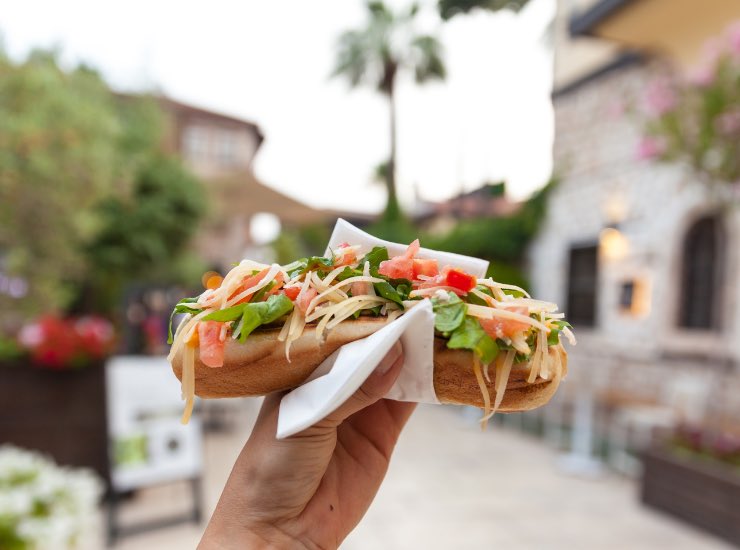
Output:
top-left (333, 1), bottom-right (446, 216)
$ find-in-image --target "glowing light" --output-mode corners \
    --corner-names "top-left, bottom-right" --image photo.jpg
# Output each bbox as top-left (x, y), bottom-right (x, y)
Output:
top-left (599, 227), bottom-right (629, 262)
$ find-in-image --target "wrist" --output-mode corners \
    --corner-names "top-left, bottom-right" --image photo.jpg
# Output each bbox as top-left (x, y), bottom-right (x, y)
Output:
top-left (200, 521), bottom-right (312, 550)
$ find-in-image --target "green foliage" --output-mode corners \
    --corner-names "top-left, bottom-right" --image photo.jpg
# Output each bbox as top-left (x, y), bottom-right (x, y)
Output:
top-left (423, 179), bottom-right (556, 289)
top-left (333, 2), bottom-right (445, 95)
top-left (333, 1), bottom-right (446, 216)
top-left (366, 197), bottom-right (417, 243)
top-left (0, 48), bottom-right (206, 318)
top-left (84, 155), bottom-right (206, 312)
top-left (0, 50), bottom-right (126, 316)
top-left (438, 0), bottom-right (531, 20)
top-left (272, 230), bottom-right (307, 264)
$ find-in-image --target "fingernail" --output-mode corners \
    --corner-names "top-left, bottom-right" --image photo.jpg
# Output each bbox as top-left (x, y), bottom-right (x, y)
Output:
top-left (376, 342), bottom-right (402, 375)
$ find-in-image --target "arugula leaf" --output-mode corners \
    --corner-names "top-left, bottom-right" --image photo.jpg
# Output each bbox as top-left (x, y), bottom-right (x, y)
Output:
top-left (167, 298), bottom-right (201, 344)
top-left (359, 246), bottom-right (389, 270)
top-left (238, 306), bottom-right (265, 343)
top-left (288, 255), bottom-right (335, 278)
top-left (447, 317), bottom-right (499, 364)
top-left (336, 266), bottom-right (361, 281)
top-left (373, 281), bottom-right (405, 308)
top-left (477, 285), bottom-right (493, 297)
top-left (395, 282), bottom-right (411, 301)
top-left (262, 294), bottom-right (294, 324)
top-left (203, 304), bottom-right (245, 322)
top-left (465, 285), bottom-right (494, 306)
top-left (352, 304), bottom-right (383, 319)
top-left (251, 281), bottom-right (275, 303)
top-left (547, 320), bottom-right (572, 346)
top-left (431, 292), bottom-right (467, 333)
top-left (236, 294), bottom-right (294, 343)
top-left (503, 288), bottom-right (526, 298)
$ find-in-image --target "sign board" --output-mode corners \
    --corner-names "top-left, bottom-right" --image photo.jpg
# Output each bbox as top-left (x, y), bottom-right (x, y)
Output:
top-left (105, 356), bottom-right (203, 492)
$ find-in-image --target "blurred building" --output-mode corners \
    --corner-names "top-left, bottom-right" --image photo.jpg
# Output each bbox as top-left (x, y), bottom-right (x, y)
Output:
top-left (528, 0), bottom-right (740, 434)
top-left (414, 182), bottom-right (521, 234)
top-left (157, 97), bottom-right (327, 269)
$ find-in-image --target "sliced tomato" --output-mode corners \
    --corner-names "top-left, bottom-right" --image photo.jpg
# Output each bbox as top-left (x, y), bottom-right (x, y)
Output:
top-left (378, 257), bottom-right (414, 280)
top-left (336, 249), bottom-right (357, 266)
top-left (445, 268), bottom-right (477, 292)
top-left (297, 287), bottom-right (318, 314)
top-left (414, 268), bottom-right (449, 289)
top-left (198, 321), bottom-right (225, 368)
top-left (479, 308), bottom-right (530, 340)
top-left (378, 238), bottom-right (423, 280)
top-left (230, 268), bottom-right (270, 304)
top-left (404, 238), bottom-right (420, 258)
top-left (413, 258), bottom-right (439, 279)
top-left (281, 286), bottom-right (301, 301)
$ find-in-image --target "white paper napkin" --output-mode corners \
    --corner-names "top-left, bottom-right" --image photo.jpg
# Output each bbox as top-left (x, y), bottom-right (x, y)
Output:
top-left (276, 219), bottom-right (489, 439)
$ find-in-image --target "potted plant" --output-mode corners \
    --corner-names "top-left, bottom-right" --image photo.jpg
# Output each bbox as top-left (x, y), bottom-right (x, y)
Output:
top-left (641, 424), bottom-right (740, 546)
top-left (0, 316), bottom-right (116, 487)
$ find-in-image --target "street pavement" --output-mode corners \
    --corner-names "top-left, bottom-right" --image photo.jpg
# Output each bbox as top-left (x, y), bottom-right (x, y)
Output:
top-left (107, 401), bottom-right (731, 549)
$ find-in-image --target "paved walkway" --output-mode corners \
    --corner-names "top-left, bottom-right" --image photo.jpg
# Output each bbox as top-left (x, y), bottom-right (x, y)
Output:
top-left (108, 402), bottom-right (730, 549)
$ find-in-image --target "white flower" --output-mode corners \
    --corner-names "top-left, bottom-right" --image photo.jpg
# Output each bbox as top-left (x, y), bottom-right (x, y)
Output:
top-left (0, 445), bottom-right (103, 549)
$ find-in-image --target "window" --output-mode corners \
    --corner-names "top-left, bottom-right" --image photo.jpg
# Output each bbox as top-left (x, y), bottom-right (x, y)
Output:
top-left (679, 215), bottom-right (723, 330)
top-left (566, 245), bottom-right (598, 327)
top-left (182, 126), bottom-right (209, 163)
top-left (215, 130), bottom-right (239, 168)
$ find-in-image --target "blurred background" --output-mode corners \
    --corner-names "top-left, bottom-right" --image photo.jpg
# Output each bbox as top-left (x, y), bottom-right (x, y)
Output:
top-left (1, 0), bottom-right (739, 548)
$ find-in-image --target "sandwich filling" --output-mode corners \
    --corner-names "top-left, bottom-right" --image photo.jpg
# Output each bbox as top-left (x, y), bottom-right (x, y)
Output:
top-left (168, 240), bottom-right (574, 425)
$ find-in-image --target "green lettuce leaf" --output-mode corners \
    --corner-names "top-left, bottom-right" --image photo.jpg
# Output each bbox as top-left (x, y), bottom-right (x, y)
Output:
top-left (288, 255), bottom-right (335, 278)
top-left (547, 320), bottom-right (571, 346)
top-left (447, 317), bottom-right (499, 364)
top-left (167, 298), bottom-right (201, 344)
top-left (466, 285), bottom-right (493, 306)
top-left (196, 294), bottom-right (295, 344)
top-left (358, 246), bottom-right (389, 270)
top-left (373, 281), bottom-right (405, 308)
top-left (431, 292), bottom-right (467, 333)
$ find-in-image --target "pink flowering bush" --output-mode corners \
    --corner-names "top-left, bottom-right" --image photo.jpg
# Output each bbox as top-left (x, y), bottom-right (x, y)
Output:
top-left (16, 315), bottom-right (115, 370)
top-left (672, 423), bottom-right (740, 468)
top-left (637, 21), bottom-right (740, 187)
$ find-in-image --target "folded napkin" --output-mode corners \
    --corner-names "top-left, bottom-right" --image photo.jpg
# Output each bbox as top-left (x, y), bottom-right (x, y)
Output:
top-left (276, 219), bottom-right (489, 438)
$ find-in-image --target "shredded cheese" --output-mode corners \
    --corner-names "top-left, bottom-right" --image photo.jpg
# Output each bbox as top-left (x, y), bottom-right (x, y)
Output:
top-left (478, 278), bottom-right (530, 298)
top-left (466, 304), bottom-right (550, 332)
top-left (472, 355), bottom-right (493, 430)
top-left (180, 344), bottom-right (195, 424)
top-left (226, 263), bottom-right (281, 308)
top-left (306, 275), bottom-right (383, 315)
top-left (409, 286), bottom-right (465, 298)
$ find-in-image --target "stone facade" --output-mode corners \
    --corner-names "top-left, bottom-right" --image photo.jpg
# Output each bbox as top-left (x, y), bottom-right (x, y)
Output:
top-left (527, 60), bottom-right (740, 424)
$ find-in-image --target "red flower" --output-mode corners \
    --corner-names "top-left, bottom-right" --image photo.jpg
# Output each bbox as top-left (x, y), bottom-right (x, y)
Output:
top-left (18, 315), bottom-right (115, 369)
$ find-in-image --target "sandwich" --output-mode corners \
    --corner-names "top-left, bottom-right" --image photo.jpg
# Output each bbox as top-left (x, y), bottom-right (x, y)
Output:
top-left (168, 240), bottom-right (574, 425)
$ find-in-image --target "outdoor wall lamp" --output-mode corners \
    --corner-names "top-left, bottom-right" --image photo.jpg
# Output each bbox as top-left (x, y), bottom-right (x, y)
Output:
top-left (599, 224), bottom-right (629, 262)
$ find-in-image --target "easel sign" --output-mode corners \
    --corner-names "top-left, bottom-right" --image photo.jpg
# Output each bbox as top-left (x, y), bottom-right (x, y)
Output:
top-left (105, 356), bottom-right (203, 543)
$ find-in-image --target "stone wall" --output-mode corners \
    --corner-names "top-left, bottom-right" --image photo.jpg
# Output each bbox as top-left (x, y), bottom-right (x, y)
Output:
top-left (528, 60), bottom-right (740, 422)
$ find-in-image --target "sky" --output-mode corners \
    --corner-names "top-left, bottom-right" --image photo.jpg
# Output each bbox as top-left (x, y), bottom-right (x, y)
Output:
top-left (0, 0), bottom-right (555, 214)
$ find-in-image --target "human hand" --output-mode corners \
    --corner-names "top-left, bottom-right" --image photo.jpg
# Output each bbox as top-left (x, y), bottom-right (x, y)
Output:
top-left (199, 342), bottom-right (414, 549)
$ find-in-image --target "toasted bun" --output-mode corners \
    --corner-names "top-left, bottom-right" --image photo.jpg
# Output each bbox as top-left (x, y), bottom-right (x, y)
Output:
top-left (171, 318), bottom-right (566, 412)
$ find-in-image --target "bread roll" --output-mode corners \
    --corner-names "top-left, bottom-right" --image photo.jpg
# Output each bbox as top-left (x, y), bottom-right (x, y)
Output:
top-left (171, 318), bottom-right (566, 412)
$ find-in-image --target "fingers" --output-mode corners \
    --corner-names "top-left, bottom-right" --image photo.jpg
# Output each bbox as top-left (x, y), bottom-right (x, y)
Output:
top-left (305, 341), bottom-right (405, 433)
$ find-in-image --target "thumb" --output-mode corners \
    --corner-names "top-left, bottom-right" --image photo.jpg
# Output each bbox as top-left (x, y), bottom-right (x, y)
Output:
top-left (304, 341), bottom-right (404, 433)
